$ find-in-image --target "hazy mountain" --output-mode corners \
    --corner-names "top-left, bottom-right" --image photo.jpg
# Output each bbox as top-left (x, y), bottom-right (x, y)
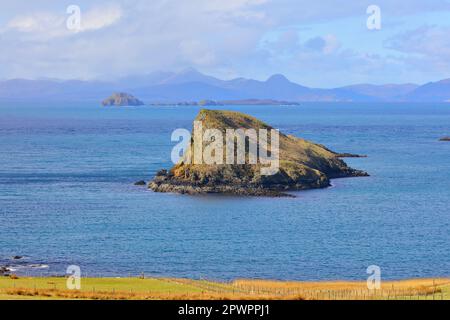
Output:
top-left (133, 82), bottom-right (238, 101)
top-left (222, 75), bottom-right (380, 101)
top-left (116, 71), bottom-right (175, 89)
top-left (340, 84), bottom-right (419, 101)
top-left (157, 67), bottom-right (225, 87)
top-left (404, 79), bottom-right (450, 102)
top-left (0, 69), bottom-right (449, 102)
top-left (224, 74), bottom-right (310, 100)
top-left (131, 73), bottom-right (374, 102)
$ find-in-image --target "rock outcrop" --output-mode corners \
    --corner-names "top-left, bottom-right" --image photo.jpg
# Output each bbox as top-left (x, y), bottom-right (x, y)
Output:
top-left (134, 180), bottom-right (146, 186)
top-left (102, 92), bottom-right (144, 106)
top-left (336, 153), bottom-right (367, 158)
top-left (439, 137), bottom-right (450, 141)
top-left (150, 110), bottom-right (368, 197)
top-left (0, 266), bottom-right (10, 275)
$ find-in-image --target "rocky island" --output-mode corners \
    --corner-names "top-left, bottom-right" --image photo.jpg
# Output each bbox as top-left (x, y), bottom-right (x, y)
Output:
top-left (148, 99), bottom-right (300, 106)
top-left (149, 110), bottom-right (368, 197)
top-left (219, 99), bottom-right (300, 106)
top-left (440, 137), bottom-right (450, 141)
top-left (102, 92), bottom-right (144, 106)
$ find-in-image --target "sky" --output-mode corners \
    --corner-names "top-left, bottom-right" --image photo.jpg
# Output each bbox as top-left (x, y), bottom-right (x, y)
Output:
top-left (1, 0), bottom-right (450, 87)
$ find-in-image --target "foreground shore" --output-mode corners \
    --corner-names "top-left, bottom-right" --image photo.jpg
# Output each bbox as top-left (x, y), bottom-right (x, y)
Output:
top-left (0, 276), bottom-right (449, 300)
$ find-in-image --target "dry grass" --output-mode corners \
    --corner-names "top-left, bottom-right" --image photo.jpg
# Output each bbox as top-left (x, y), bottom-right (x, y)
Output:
top-left (231, 278), bottom-right (449, 300)
top-left (2, 287), bottom-right (305, 300)
top-left (1, 277), bottom-right (449, 300)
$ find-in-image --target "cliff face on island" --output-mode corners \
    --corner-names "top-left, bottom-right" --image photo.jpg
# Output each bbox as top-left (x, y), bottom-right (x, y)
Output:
top-left (150, 110), bottom-right (368, 197)
top-left (102, 92), bottom-right (144, 106)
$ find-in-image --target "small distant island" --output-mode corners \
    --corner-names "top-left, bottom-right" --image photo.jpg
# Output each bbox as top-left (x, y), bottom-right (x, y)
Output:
top-left (440, 137), bottom-right (450, 141)
top-left (149, 109), bottom-right (368, 197)
top-left (149, 99), bottom-right (300, 106)
top-left (102, 92), bottom-right (144, 106)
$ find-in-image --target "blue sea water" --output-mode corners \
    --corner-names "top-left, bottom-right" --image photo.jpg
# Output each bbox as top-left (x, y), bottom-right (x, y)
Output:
top-left (0, 101), bottom-right (449, 281)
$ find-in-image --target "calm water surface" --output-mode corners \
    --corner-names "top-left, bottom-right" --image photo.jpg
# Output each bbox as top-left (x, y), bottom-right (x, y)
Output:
top-left (0, 102), bottom-right (449, 281)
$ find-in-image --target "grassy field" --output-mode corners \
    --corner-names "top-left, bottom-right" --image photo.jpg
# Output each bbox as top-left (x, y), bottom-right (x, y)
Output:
top-left (0, 276), bottom-right (449, 300)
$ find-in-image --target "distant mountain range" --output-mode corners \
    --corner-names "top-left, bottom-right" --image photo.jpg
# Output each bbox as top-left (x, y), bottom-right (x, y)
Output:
top-left (0, 68), bottom-right (449, 102)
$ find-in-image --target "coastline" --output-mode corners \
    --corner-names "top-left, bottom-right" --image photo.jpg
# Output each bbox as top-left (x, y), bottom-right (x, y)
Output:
top-left (1, 276), bottom-right (449, 300)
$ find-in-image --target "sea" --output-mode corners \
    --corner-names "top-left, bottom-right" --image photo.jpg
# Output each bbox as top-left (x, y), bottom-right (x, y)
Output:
top-left (0, 101), bottom-right (449, 281)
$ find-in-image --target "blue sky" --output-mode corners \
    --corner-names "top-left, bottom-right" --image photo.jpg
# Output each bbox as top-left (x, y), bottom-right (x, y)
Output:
top-left (1, 0), bottom-right (450, 87)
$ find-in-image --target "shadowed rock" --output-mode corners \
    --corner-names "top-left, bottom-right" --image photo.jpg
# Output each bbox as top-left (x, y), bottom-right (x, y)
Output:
top-left (150, 110), bottom-right (368, 197)
top-left (439, 137), bottom-right (450, 141)
top-left (335, 153), bottom-right (367, 158)
top-left (0, 266), bottom-right (11, 275)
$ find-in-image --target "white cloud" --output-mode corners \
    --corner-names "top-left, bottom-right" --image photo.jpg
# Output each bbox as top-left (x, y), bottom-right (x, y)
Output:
top-left (384, 25), bottom-right (450, 77)
top-left (322, 35), bottom-right (340, 54)
top-left (81, 5), bottom-right (122, 32)
top-left (3, 4), bottom-right (122, 39)
top-left (5, 12), bottom-right (65, 37)
top-left (386, 25), bottom-right (450, 57)
top-left (179, 40), bottom-right (217, 66)
top-left (1, 0), bottom-right (450, 84)
top-left (253, 0), bottom-right (450, 24)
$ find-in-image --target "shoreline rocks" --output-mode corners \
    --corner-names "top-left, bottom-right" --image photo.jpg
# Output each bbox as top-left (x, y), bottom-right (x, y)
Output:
top-left (149, 109), bottom-right (368, 197)
top-left (0, 266), bottom-right (11, 276)
top-left (439, 137), bottom-right (450, 141)
top-left (336, 153), bottom-right (368, 158)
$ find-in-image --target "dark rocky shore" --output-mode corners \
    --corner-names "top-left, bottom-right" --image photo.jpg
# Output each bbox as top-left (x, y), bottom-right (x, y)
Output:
top-left (336, 153), bottom-right (368, 158)
top-left (0, 256), bottom-right (23, 276)
top-left (440, 137), bottom-right (450, 141)
top-left (0, 266), bottom-right (11, 275)
top-left (149, 109), bottom-right (368, 197)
